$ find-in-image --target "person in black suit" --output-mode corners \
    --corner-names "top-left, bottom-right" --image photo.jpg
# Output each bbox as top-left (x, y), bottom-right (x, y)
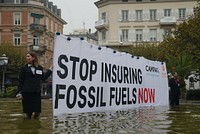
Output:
top-left (17, 52), bottom-right (52, 119)
top-left (169, 72), bottom-right (181, 105)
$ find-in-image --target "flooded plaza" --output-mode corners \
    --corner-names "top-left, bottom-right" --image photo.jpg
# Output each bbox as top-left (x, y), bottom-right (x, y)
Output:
top-left (0, 98), bottom-right (200, 134)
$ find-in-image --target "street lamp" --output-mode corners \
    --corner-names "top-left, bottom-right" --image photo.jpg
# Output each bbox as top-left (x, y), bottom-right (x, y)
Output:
top-left (0, 54), bottom-right (8, 94)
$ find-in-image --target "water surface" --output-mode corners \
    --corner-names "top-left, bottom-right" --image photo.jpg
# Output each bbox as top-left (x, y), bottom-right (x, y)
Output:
top-left (0, 98), bottom-right (200, 133)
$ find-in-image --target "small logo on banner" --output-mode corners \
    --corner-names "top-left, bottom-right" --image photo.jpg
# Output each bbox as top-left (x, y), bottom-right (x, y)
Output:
top-left (145, 65), bottom-right (160, 78)
top-left (161, 64), bottom-right (167, 78)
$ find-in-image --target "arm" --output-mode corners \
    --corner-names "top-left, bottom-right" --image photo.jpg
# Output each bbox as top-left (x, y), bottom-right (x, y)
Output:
top-left (42, 69), bottom-right (52, 81)
top-left (41, 65), bottom-right (52, 81)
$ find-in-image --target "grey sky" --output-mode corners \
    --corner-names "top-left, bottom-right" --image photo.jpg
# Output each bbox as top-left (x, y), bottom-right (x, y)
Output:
top-left (52, 0), bottom-right (98, 34)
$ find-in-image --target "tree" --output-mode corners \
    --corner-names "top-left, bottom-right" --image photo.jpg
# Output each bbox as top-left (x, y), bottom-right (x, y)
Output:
top-left (122, 42), bottom-right (159, 61)
top-left (157, 18), bottom-right (200, 63)
top-left (157, 2), bottom-right (200, 78)
top-left (0, 44), bottom-right (25, 69)
top-left (166, 52), bottom-right (196, 89)
top-left (0, 43), bottom-right (26, 85)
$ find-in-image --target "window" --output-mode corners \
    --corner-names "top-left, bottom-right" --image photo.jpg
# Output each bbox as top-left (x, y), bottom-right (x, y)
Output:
top-left (14, 33), bottom-right (21, 46)
top-left (150, 9), bottom-right (156, 21)
top-left (136, 10), bottom-right (143, 21)
top-left (31, 13), bottom-right (44, 24)
top-left (122, 0), bottom-right (128, 2)
top-left (136, 0), bottom-right (142, 1)
top-left (14, 12), bottom-right (21, 25)
top-left (33, 35), bottom-right (39, 46)
top-left (21, 0), bottom-right (27, 3)
top-left (102, 31), bottom-right (107, 43)
top-left (149, 29), bottom-right (157, 41)
top-left (121, 29), bottom-right (129, 42)
top-left (179, 8), bottom-right (186, 20)
top-left (14, 0), bottom-right (20, 4)
top-left (51, 20), bottom-right (54, 32)
top-left (164, 9), bottom-right (171, 17)
top-left (101, 12), bottom-right (107, 22)
top-left (136, 29), bottom-right (143, 41)
top-left (33, 17), bottom-right (40, 24)
top-left (121, 10), bottom-right (129, 21)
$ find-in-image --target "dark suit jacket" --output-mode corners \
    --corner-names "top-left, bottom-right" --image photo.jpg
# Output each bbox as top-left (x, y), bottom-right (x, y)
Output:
top-left (169, 78), bottom-right (180, 96)
top-left (18, 64), bottom-right (52, 93)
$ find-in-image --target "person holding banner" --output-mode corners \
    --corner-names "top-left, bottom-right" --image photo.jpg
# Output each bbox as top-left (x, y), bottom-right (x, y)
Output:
top-left (169, 72), bottom-right (181, 105)
top-left (17, 52), bottom-right (52, 119)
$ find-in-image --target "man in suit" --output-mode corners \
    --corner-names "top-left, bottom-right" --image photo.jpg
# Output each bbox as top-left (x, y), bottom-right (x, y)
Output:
top-left (169, 72), bottom-right (181, 105)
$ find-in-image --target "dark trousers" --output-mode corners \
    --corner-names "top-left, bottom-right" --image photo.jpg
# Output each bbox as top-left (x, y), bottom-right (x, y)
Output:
top-left (170, 93), bottom-right (179, 105)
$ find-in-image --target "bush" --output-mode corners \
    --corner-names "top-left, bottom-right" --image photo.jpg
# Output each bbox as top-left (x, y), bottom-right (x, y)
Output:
top-left (0, 86), bottom-right (18, 98)
top-left (0, 92), bottom-right (7, 98)
top-left (7, 86), bottom-right (18, 97)
top-left (186, 89), bottom-right (200, 100)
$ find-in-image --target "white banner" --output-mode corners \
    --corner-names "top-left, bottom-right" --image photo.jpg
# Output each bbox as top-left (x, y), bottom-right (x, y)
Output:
top-left (53, 34), bottom-right (169, 116)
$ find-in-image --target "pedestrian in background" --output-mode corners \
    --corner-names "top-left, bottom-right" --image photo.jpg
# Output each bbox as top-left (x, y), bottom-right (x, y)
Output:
top-left (17, 52), bottom-right (52, 119)
top-left (169, 72), bottom-right (181, 105)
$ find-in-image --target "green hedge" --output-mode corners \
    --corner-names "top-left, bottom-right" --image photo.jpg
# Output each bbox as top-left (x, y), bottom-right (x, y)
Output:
top-left (0, 86), bottom-right (18, 98)
top-left (186, 89), bottom-right (200, 100)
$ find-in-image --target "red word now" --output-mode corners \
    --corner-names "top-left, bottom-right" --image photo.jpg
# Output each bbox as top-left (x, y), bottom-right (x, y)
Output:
top-left (138, 88), bottom-right (155, 104)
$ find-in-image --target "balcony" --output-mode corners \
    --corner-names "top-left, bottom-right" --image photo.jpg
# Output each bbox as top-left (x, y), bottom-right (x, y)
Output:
top-left (160, 16), bottom-right (177, 26)
top-left (95, 19), bottom-right (109, 31)
top-left (29, 45), bottom-right (47, 55)
top-left (30, 24), bottom-right (47, 34)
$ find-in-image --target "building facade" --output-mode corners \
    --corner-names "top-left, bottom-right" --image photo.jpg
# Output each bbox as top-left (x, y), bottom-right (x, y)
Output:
top-left (67, 29), bottom-right (98, 45)
top-left (95, 0), bottom-right (197, 46)
top-left (0, 0), bottom-right (67, 69)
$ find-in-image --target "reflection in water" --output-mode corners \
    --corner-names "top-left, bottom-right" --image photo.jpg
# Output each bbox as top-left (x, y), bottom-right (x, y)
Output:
top-left (1, 99), bottom-right (200, 133)
top-left (53, 106), bottom-right (172, 133)
top-left (167, 105), bottom-right (200, 133)
top-left (0, 99), bottom-right (52, 134)
top-left (16, 119), bottom-right (42, 134)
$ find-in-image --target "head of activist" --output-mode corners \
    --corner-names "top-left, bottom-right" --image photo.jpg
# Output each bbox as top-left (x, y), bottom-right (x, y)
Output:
top-left (17, 52), bottom-right (52, 119)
